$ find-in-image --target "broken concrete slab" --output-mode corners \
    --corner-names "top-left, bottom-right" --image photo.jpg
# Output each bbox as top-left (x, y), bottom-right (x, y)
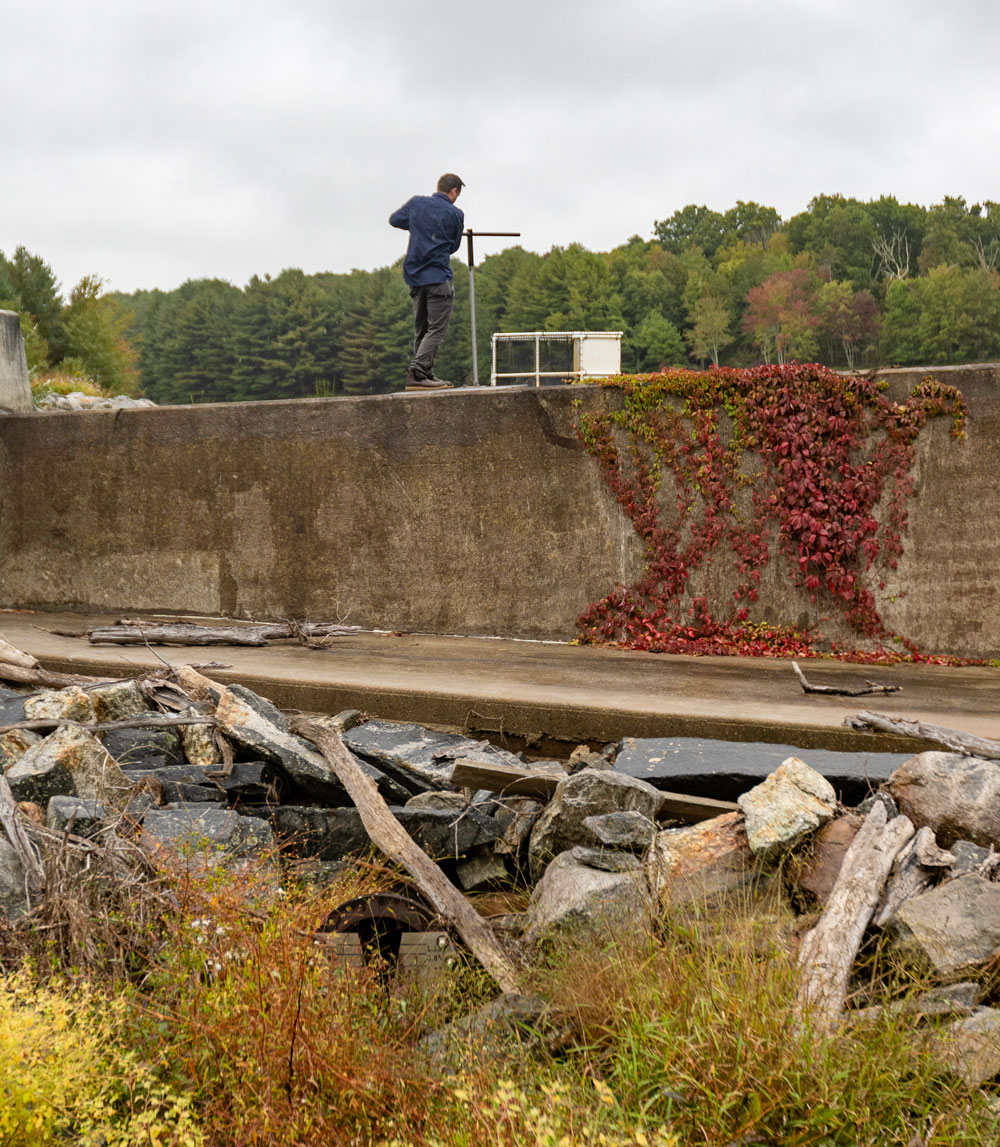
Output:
top-left (886, 752), bottom-right (1000, 850)
top-left (646, 812), bottom-right (758, 908)
top-left (6, 725), bottom-right (133, 808)
top-left (267, 805), bottom-right (501, 862)
top-left (343, 720), bottom-right (524, 793)
top-left (738, 757), bottom-right (837, 859)
top-left (887, 873), bottom-right (1000, 979)
top-left (614, 736), bottom-right (911, 804)
top-left (528, 769), bottom-right (664, 879)
top-left (214, 684), bottom-right (401, 803)
top-left (523, 847), bottom-right (654, 944)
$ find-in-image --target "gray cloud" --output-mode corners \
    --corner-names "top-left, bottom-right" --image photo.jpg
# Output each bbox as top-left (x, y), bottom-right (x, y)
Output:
top-left (3, 0), bottom-right (998, 294)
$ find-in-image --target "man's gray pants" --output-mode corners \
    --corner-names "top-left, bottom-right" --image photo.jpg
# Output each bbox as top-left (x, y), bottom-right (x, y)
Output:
top-left (409, 280), bottom-right (454, 379)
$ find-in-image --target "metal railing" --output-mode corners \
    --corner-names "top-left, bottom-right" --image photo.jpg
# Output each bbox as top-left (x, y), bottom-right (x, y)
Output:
top-left (490, 331), bottom-right (623, 387)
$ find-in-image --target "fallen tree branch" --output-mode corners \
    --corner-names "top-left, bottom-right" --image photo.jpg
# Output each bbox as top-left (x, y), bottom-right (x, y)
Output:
top-left (795, 802), bottom-right (915, 1034)
top-left (291, 716), bottom-right (522, 995)
top-left (85, 621), bottom-right (362, 647)
top-left (845, 711), bottom-right (1000, 760)
top-left (0, 636), bottom-right (40, 670)
top-left (0, 664), bottom-right (121, 689)
top-left (792, 662), bottom-right (901, 697)
top-left (872, 826), bottom-right (954, 928)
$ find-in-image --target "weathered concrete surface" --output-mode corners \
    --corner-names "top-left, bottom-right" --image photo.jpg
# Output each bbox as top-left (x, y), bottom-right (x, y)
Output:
top-left (0, 387), bottom-right (641, 639)
top-left (0, 366), bottom-right (998, 654)
top-left (0, 311), bottom-right (32, 415)
top-left (3, 612), bottom-right (999, 754)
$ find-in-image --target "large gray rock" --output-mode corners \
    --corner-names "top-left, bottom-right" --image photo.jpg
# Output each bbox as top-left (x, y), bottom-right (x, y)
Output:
top-left (24, 685), bottom-right (96, 723)
top-left (523, 847), bottom-right (654, 944)
top-left (101, 718), bottom-right (185, 768)
top-left (646, 811), bottom-right (757, 908)
top-left (887, 752), bottom-right (1000, 849)
top-left (582, 811), bottom-right (657, 851)
top-left (528, 769), bottom-right (663, 879)
top-left (887, 874), bottom-right (1000, 979)
top-left (267, 805), bottom-right (500, 861)
top-left (87, 679), bottom-right (148, 722)
top-left (615, 736), bottom-right (910, 804)
top-left (343, 721), bottom-right (524, 793)
top-left (142, 806), bottom-right (273, 858)
top-left (46, 795), bottom-right (109, 837)
top-left (6, 726), bottom-right (133, 808)
top-left (933, 1007), bottom-right (1000, 1085)
top-left (0, 728), bottom-right (41, 770)
top-left (0, 838), bottom-right (28, 918)
top-left (737, 757), bottom-right (837, 859)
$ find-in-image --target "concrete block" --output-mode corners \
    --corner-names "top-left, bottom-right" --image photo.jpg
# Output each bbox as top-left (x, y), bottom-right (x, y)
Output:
top-left (0, 310), bottom-right (32, 414)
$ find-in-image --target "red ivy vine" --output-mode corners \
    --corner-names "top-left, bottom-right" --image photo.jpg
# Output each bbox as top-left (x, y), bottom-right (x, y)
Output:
top-left (575, 363), bottom-right (968, 663)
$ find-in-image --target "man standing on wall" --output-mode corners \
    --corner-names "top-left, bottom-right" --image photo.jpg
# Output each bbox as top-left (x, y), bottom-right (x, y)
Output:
top-left (389, 174), bottom-right (465, 390)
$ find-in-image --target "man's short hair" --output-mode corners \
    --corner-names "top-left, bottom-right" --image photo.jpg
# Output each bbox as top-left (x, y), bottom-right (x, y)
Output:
top-left (437, 173), bottom-right (465, 194)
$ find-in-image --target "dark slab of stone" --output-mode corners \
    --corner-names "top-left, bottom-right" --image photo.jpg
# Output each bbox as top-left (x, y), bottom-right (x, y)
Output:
top-left (613, 736), bottom-right (913, 804)
top-left (0, 689), bottom-right (28, 725)
top-left (227, 684), bottom-right (288, 731)
top-left (343, 720), bottom-right (524, 793)
top-left (267, 804), bottom-right (501, 861)
top-left (101, 719), bottom-right (184, 767)
top-left (143, 805), bottom-right (273, 856)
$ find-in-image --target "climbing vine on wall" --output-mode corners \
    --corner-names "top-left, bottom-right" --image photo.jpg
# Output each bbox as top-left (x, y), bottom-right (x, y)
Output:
top-left (575, 363), bottom-right (967, 662)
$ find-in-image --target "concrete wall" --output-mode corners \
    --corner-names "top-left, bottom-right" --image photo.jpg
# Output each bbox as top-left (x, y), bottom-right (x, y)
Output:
top-left (0, 387), bottom-right (643, 640)
top-left (1, 368), bottom-right (998, 656)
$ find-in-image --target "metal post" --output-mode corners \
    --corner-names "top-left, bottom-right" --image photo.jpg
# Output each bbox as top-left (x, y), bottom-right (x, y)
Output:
top-left (463, 230), bottom-right (519, 388)
top-left (466, 231), bottom-right (478, 386)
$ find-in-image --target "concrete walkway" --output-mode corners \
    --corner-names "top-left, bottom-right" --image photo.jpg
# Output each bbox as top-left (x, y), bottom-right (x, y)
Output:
top-left (2, 610), bottom-right (997, 754)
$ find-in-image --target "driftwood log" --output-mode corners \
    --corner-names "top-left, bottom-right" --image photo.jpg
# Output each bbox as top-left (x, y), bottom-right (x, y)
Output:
top-left (846, 711), bottom-right (1000, 761)
top-left (792, 662), bottom-right (900, 697)
top-left (795, 802), bottom-right (915, 1033)
top-left (85, 621), bottom-right (361, 647)
top-left (0, 634), bottom-right (117, 689)
top-left (872, 826), bottom-right (954, 928)
top-left (292, 717), bottom-right (522, 995)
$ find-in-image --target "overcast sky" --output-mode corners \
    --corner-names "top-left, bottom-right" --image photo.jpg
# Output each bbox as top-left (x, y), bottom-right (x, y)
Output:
top-left (4, 0), bottom-right (999, 296)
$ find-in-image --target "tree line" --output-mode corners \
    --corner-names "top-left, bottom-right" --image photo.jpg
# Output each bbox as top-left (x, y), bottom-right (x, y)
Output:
top-left (5, 192), bottom-right (1000, 402)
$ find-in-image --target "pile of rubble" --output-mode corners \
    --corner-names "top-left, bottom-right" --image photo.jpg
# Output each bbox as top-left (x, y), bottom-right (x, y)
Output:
top-left (2, 643), bottom-right (1000, 1082)
top-left (34, 392), bottom-right (156, 412)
